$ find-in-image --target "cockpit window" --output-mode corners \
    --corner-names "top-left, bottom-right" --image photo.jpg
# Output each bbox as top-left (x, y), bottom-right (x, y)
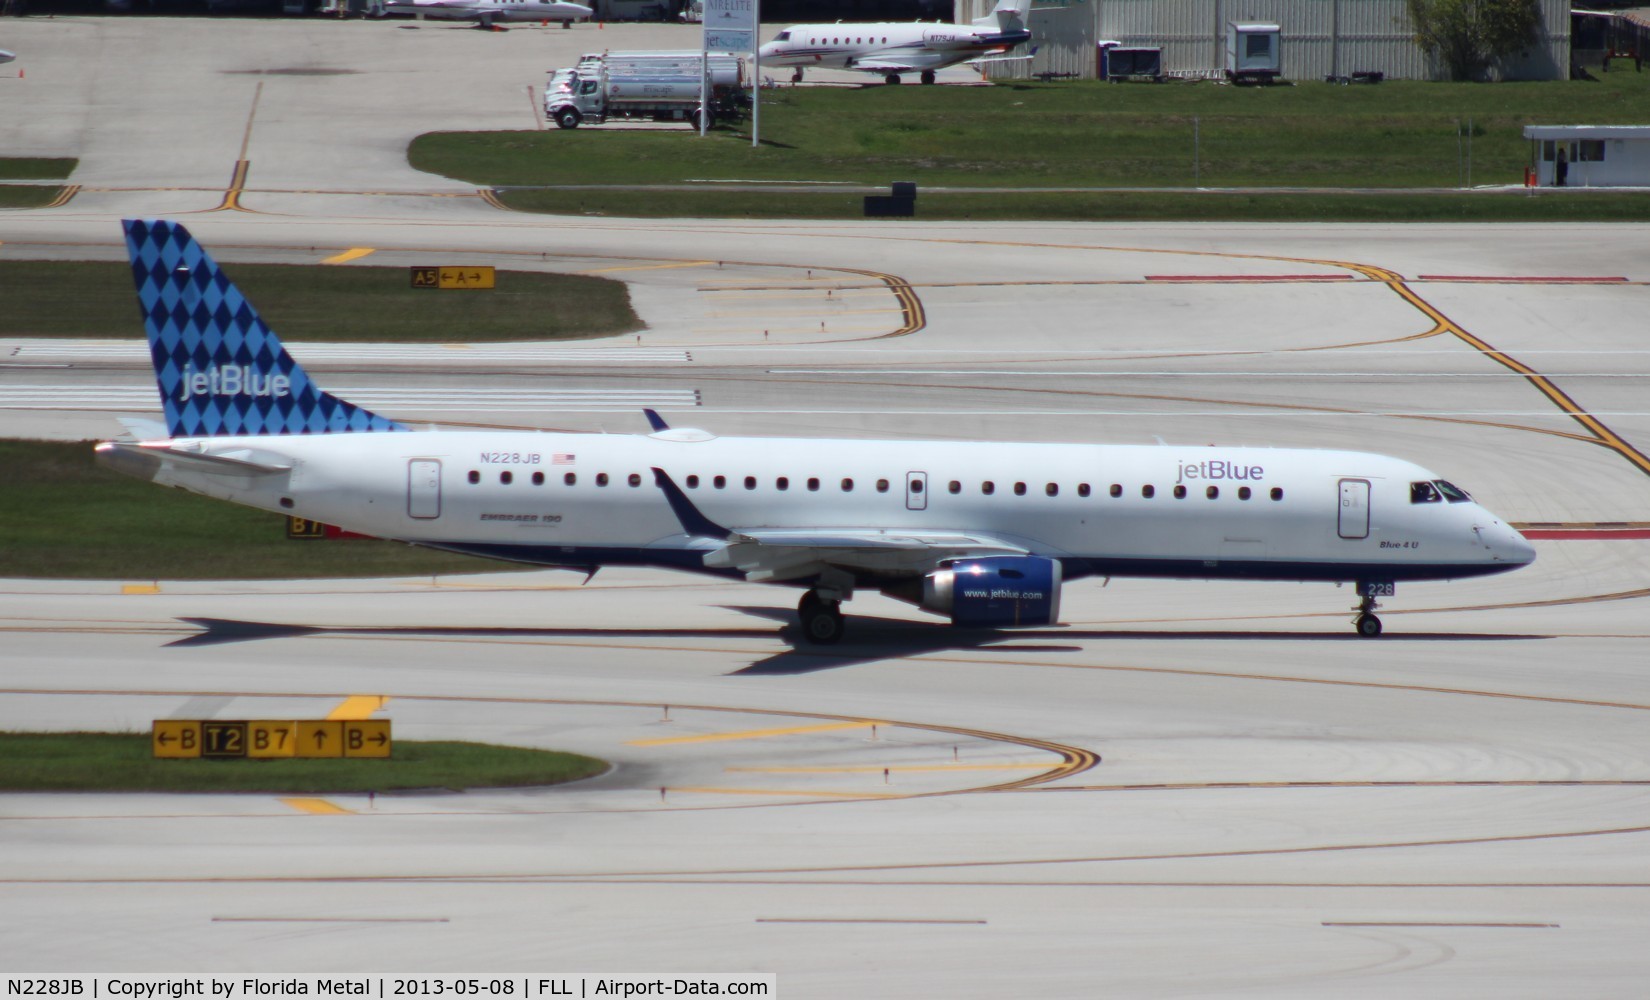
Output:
top-left (775, 29), bottom-right (790, 40)
top-left (1410, 481), bottom-right (1440, 504)
top-left (1435, 480), bottom-right (1472, 503)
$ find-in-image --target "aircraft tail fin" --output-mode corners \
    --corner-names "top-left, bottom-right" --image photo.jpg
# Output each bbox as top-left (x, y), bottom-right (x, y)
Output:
top-left (973, 0), bottom-right (1029, 31)
top-left (123, 218), bottom-right (407, 439)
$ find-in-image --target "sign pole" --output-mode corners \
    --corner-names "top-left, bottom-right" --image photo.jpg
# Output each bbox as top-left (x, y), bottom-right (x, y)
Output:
top-left (700, 23), bottom-right (709, 137)
top-left (751, 0), bottom-right (760, 148)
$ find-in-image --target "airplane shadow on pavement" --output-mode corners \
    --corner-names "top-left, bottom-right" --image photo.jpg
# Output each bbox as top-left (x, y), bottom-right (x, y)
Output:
top-left (167, 612), bottom-right (1545, 676)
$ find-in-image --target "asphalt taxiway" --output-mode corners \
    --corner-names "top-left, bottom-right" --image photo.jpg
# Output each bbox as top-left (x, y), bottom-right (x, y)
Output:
top-left (3, 16), bottom-right (1650, 997)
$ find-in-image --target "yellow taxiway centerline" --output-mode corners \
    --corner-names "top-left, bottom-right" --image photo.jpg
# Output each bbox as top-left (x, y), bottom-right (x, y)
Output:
top-left (279, 798), bottom-right (355, 815)
top-left (326, 695), bottom-right (388, 720)
top-left (321, 247), bottom-right (376, 265)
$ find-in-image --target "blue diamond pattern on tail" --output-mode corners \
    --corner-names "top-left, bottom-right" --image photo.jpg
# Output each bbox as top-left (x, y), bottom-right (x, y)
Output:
top-left (122, 218), bottom-right (408, 438)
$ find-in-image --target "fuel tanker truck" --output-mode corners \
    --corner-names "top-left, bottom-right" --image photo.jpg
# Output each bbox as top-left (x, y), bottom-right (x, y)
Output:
top-left (545, 50), bottom-right (748, 129)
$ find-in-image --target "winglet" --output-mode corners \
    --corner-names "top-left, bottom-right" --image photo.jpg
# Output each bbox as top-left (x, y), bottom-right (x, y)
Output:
top-left (651, 467), bottom-right (732, 540)
top-left (643, 408), bottom-right (670, 432)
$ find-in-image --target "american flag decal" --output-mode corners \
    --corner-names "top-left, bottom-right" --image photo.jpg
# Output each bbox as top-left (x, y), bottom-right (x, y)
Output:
top-left (553, 453), bottom-right (576, 465)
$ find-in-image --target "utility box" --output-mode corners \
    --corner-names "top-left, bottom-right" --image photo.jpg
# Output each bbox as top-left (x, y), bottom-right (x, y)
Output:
top-left (1101, 44), bottom-right (1164, 82)
top-left (1225, 22), bottom-right (1281, 84)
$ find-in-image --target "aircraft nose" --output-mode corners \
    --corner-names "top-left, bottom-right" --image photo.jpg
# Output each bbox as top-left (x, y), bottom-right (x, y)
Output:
top-left (1482, 520), bottom-right (1536, 565)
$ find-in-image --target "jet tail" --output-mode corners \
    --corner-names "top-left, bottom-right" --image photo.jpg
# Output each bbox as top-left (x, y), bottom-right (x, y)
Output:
top-left (123, 218), bottom-right (407, 438)
top-left (973, 0), bottom-right (1029, 31)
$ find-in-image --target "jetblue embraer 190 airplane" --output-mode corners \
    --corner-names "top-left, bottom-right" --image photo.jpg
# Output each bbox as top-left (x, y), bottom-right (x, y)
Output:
top-left (97, 220), bottom-right (1535, 644)
top-left (758, 0), bottom-right (1034, 86)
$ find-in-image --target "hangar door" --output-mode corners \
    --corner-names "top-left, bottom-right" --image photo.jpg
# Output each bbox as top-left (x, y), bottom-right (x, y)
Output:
top-left (408, 459), bottom-right (442, 519)
top-left (1338, 478), bottom-right (1370, 539)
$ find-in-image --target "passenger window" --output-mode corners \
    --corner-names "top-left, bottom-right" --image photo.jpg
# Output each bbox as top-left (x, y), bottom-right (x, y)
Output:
top-left (1238, 486), bottom-right (1250, 500)
top-left (1045, 483), bottom-right (1058, 497)
top-left (982, 481), bottom-right (995, 495)
top-left (949, 481), bottom-right (961, 494)
top-left (713, 475), bottom-right (726, 489)
top-left (686, 474), bottom-right (699, 489)
top-left (910, 479), bottom-right (924, 494)
top-left (564, 472), bottom-right (577, 486)
top-left (1109, 484), bottom-right (1122, 498)
top-left (1142, 485), bottom-right (1155, 498)
top-left (532, 471), bottom-right (544, 486)
top-left (501, 471), bottom-right (513, 485)
top-left (1271, 487), bottom-right (1284, 501)
top-left (1436, 480), bottom-right (1473, 503)
top-left (1078, 483), bottom-right (1090, 497)
top-left (777, 476), bottom-right (789, 491)
top-left (744, 476), bottom-right (756, 490)
top-left (842, 478), bottom-right (854, 492)
top-left (876, 479), bottom-right (890, 493)
top-left (807, 477), bottom-right (820, 491)
top-left (629, 473), bottom-right (642, 487)
top-left (1410, 481), bottom-right (1441, 504)
top-left (468, 470), bottom-right (480, 484)
top-left (1173, 485), bottom-right (1186, 499)
top-left (595, 473), bottom-right (609, 487)
top-left (1014, 482), bottom-right (1027, 496)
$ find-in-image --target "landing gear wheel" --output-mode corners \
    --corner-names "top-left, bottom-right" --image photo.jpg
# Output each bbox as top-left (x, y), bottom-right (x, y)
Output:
top-left (1355, 614), bottom-right (1383, 638)
top-left (1352, 583), bottom-right (1386, 637)
top-left (798, 591), bottom-right (845, 645)
top-left (791, 68), bottom-right (804, 84)
top-left (885, 73), bottom-right (903, 85)
top-left (920, 70), bottom-right (936, 85)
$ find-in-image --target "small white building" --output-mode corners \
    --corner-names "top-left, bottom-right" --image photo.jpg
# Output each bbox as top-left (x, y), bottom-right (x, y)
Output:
top-left (1524, 125), bottom-right (1650, 188)
top-left (1225, 22), bottom-right (1281, 82)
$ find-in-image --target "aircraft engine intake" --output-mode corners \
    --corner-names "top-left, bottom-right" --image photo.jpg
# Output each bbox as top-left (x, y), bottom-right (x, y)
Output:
top-left (921, 556), bottom-right (1063, 627)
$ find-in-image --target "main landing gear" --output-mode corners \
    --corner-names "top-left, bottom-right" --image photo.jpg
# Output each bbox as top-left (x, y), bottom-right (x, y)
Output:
top-left (884, 72), bottom-right (903, 85)
top-left (798, 589), bottom-right (845, 645)
top-left (1352, 583), bottom-right (1385, 637)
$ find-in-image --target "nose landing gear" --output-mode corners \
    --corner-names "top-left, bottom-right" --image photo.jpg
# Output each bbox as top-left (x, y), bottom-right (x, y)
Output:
top-left (1352, 580), bottom-right (1390, 637)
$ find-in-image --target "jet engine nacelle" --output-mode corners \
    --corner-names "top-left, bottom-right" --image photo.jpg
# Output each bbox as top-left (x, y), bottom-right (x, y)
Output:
top-left (921, 556), bottom-right (1063, 627)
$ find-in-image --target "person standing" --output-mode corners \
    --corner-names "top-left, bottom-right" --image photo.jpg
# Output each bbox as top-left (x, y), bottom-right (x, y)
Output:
top-left (1556, 146), bottom-right (1569, 187)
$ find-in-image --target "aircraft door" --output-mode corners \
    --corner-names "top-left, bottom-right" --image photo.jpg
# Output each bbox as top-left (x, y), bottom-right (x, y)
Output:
top-left (906, 471), bottom-right (928, 511)
top-left (408, 459), bottom-right (442, 519)
top-left (1338, 478), bottom-right (1370, 539)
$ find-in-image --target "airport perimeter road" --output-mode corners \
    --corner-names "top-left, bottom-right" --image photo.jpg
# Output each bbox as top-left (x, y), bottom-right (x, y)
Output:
top-left (5, 15), bottom-right (1650, 998)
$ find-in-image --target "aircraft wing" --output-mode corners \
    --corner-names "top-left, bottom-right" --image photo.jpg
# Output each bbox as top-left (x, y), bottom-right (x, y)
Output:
top-left (704, 528), bottom-right (1027, 581)
top-left (850, 51), bottom-right (959, 72)
top-left (651, 467), bottom-right (1026, 581)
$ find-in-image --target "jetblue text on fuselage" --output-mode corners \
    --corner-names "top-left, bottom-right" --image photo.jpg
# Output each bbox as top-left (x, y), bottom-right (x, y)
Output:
top-left (1177, 458), bottom-right (1264, 484)
top-left (177, 364), bottom-right (292, 402)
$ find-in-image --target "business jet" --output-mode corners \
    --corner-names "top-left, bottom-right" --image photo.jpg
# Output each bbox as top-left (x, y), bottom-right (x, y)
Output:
top-left (383, 0), bottom-right (590, 28)
top-left (758, 0), bottom-right (1033, 85)
top-left (97, 220), bottom-right (1534, 645)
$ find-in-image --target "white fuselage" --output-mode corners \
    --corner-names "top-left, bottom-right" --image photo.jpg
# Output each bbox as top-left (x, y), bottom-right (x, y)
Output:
top-left (759, 21), bottom-right (1032, 74)
top-left (384, 0), bottom-right (590, 22)
top-left (137, 429), bottom-right (1534, 588)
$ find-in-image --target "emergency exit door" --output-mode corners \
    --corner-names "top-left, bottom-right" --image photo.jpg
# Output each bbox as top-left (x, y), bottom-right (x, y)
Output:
top-left (1338, 478), bottom-right (1370, 539)
top-left (408, 459), bottom-right (442, 519)
top-left (906, 471), bottom-right (928, 511)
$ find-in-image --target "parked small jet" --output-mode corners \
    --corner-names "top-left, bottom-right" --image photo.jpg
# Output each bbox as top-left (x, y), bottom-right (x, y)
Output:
top-left (383, 0), bottom-right (590, 28)
top-left (758, 0), bottom-right (1033, 85)
top-left (97, 220), bottom-right (1535, 645)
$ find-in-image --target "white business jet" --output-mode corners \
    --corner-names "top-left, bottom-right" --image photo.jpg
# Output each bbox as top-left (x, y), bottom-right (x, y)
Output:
top-left (383, 0), bottom-right (590, 28)
top-left (97, 220), bottom-right (1535, 645)
top-left (758, 0), bottom-right (1033, 85)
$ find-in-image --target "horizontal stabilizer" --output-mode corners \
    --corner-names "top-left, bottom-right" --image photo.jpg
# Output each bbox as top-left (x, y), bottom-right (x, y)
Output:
top-left (94, 440), bottom-right (294, 481)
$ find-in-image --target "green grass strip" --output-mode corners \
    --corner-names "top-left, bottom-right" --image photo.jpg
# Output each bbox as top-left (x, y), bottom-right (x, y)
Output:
top-left (0, 440), bottom-right (513, 579)
top-left (0, 261), bottom-right (641, 342)
top-left (0, 732), bottom-right (607, 793)
top-left (415, 74), bottom-right (1650, 220)
top-left (498, 187), bottom-right (1650, 222)
top-left (0, 186), bottom-right (67, 209)
top-left (0, 157), bottom-right (77, 180)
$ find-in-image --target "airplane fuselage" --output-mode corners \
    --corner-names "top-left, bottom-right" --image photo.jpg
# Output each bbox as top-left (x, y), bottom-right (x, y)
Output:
top-left (759, 22), bottom-right (1032, 73)
top-left (119, 430), bottom-right (1534, 589)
